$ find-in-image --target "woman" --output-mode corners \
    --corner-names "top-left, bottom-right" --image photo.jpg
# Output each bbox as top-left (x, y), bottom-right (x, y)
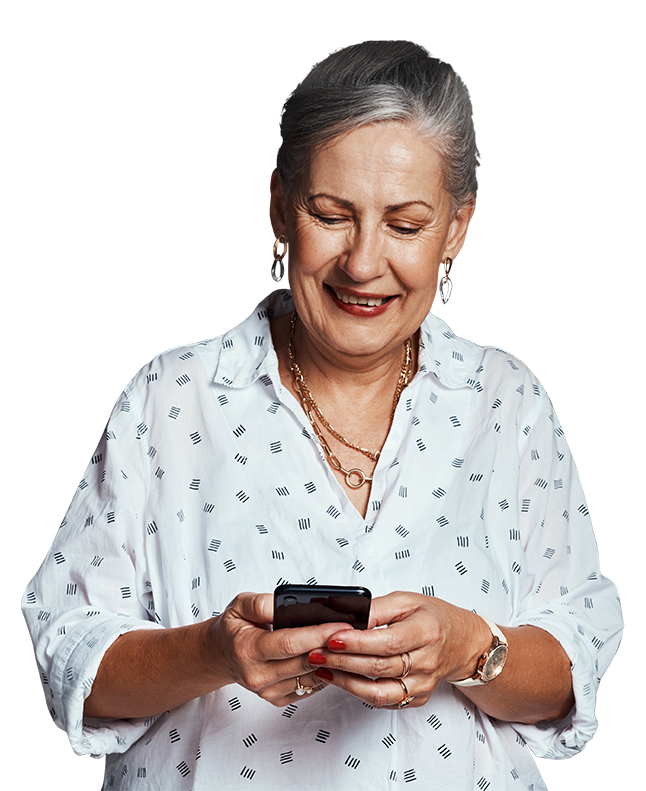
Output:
top-left (23, 41), bottom-right (621, 790)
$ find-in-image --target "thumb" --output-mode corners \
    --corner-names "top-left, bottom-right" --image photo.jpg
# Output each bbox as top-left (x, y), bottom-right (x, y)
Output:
top-left (228, 592), bottom-right (274, 626)
top-left (367, 592), bottom-right (415, 628)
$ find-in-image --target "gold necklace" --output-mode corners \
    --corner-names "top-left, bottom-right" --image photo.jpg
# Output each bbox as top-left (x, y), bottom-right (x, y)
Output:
top-left (287, 311), bottom-right (413, 489)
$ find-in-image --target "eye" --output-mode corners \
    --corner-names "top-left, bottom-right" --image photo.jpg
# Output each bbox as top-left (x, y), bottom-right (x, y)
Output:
top-left (315, 214), bottom-right (347, 226)
top-left (314, 214), bottom-right (420, 236)
top-left (389, 224), bottom-right (421, 236)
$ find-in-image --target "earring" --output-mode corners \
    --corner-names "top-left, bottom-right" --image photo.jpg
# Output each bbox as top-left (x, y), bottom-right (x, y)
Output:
top-left (271, 234), bottom-right (288, 282)
top-left (439, 257), bottom-right (453, 304)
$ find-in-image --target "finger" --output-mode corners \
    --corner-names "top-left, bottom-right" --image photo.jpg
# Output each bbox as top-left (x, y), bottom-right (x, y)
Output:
top-left (381, 691), bottom-right (431, 710)
top-left (366, 591), bottom-right (425, 627)
top-left (309, 647), bottom-right (412, 680)
top-left (314, 667), bottom-right (429, 710)
top-left (263, 622), bottom-right (354, 661)
top-left (229, 591), bottom-right (274, 625)
top-left (229, 593), bottom-right (362, 661)
top-left (258, 671), bottom-right (328, 707)
top-left (327, 612), bottom-right (433, 657)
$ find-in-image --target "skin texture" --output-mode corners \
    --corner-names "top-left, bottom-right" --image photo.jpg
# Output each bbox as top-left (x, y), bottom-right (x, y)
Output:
top-left (309, 593), bottom-right (574, 723)
top-left (272, 123), bottom-right (474, 366)
top-left (85, 594), bottom-right (345, 719)
top-left (85, 122), bottom-right (574, 725)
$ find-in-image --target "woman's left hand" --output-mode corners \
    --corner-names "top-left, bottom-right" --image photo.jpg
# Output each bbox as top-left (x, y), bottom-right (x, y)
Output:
top-left (308, 591), bottom-right (492, 709)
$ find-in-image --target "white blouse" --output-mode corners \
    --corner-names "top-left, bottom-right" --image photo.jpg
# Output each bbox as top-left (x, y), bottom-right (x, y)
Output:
top-left (23, 289), bottom-right (622, 790)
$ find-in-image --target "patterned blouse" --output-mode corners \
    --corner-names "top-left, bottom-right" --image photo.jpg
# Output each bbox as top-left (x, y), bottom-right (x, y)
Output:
top-left (23, 289), bottom-right (622, 790)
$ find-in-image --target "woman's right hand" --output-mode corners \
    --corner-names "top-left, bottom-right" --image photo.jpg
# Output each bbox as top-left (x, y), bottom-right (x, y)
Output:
top-left (203, 592), bottom-right (349, 706)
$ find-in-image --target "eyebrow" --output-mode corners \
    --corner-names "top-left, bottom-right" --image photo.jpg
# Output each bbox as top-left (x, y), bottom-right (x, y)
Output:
top-left (307, 193), bottom-right (434, 212)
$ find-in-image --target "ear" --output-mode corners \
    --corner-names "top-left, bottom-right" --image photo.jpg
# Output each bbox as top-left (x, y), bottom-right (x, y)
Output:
top-left (270, 169), bottom-right (287, 237)
top-left (444, 196), bottom-right (476, 260)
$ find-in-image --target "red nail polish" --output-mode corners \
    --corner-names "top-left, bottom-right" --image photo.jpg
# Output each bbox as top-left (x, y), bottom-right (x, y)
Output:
top-left (315, 668), bottom-right (333, 681)
top-left (309, 652), bottom-right (327, 665)
top-left (328, 639), bottom-right (346, 651)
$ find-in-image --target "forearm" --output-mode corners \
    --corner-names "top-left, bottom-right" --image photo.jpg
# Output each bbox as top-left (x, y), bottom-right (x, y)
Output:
top-left (84, 620), bottom-right (228, 719)
top-left (452, 624), bottom-right (574, 725)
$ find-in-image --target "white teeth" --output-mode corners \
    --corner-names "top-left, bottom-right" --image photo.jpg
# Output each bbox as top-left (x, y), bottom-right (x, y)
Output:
top-left (334, 289), bottom-right (388, 307)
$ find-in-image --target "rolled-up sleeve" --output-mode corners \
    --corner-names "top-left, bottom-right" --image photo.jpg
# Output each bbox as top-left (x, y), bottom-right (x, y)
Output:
top-left (509, 387), bottom-right (623, 758)
top-left (22, 384), bottom-right (164, 757)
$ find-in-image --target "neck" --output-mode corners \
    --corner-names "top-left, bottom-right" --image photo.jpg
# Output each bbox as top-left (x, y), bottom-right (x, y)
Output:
top-left (289, 312), bottom-right (416, 396)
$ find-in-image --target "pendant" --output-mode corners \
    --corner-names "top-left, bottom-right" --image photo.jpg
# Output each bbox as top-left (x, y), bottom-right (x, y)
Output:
top-left (345, 468), bottom-right (371, 489)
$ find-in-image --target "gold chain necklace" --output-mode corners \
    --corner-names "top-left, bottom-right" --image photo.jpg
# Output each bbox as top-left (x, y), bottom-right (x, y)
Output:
top-left (287, 311), bottom-right (413, 489)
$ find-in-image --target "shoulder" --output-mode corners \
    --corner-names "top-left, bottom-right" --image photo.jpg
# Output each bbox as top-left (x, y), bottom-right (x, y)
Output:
top-left (423, 313), bottom-right (544, 396)
top-left (476, 333), bottom-right (554, 420)
top-left (122, 335), bottom-right (225, 407)
top-left (118, 291), bottom-right (291, 413)
top-left (478, 344), bottom-right (543, 396)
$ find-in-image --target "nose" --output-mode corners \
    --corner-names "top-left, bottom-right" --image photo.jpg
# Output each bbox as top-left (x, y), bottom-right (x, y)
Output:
top-left (339, 225), bottom-right (388, 283)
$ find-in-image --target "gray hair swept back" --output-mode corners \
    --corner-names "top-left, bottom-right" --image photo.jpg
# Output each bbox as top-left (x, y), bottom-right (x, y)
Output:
top-left (276, 40), bottom-right (479, 213)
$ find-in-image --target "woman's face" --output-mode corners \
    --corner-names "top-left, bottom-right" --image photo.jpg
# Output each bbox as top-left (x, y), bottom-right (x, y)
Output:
top-left (270, 122), bottom-right (474, 365)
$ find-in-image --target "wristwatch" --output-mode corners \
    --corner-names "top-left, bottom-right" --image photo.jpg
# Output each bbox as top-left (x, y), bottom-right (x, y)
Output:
top-left (453, 617), bottom-right (508, 687)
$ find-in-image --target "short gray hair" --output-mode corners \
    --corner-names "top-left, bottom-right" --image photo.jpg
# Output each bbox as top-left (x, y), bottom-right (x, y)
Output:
top-left (276, 40), bottom-right (479, 213)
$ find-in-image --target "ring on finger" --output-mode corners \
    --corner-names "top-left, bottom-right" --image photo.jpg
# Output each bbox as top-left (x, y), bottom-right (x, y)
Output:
top-left (396, 678), bottom-right (414, 708)
top-left (397, 651), bottom-right (412, 680)
top-left (294, 677), bottom-right (314, 696)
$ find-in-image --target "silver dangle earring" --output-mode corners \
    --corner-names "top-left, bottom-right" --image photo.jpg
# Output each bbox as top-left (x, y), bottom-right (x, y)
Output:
top-left (439, 257), bottom-right (453, 304)
top-left (271, 234), bottom-right (288, 282)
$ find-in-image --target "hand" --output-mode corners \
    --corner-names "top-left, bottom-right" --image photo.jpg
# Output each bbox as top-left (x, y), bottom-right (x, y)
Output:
top-left (308, 591), bottom-right (491, 709)
top-left (205, 592), bottom-right (351, 707)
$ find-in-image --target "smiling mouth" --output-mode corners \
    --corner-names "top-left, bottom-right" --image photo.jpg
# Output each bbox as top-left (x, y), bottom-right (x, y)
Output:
top-left (331, 287), bottom-right (394, 307)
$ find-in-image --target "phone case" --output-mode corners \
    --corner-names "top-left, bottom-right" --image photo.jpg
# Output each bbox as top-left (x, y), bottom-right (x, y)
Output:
top-left (273, 584), bottom-right (372, 630)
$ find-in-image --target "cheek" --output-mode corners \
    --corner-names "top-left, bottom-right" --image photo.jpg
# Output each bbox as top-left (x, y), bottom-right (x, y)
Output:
top-left (289, 225), bottom-right (339, 276)
top-left (393, 253), bottom-right (442, 295)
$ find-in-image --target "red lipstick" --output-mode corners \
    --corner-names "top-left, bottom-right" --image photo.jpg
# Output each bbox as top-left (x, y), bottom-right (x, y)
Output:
top-left (326, 285), bottom-right (397, 317)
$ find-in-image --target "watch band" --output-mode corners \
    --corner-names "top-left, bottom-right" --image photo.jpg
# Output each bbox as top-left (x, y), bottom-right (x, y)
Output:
top-left (453, 617), bottom-right (508, 687)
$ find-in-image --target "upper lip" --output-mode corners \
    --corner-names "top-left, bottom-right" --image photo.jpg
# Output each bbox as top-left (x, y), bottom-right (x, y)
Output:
top-left (327, 285), bottom-right (395, 300)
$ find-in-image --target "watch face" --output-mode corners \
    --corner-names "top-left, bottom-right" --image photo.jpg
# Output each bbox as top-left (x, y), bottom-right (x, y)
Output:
top-left (483, 644), bottom-right (509, 682)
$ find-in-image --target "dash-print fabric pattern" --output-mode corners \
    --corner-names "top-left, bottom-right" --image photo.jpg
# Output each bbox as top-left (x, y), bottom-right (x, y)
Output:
top-left (23, 290), bottom-right (622, 790)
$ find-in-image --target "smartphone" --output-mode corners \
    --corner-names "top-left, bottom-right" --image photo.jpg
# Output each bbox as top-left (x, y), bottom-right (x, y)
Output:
top-left (273, 584), bottom-right (372, 630)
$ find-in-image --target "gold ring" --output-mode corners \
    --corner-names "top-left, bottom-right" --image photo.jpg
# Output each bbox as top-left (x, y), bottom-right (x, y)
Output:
top-left (294, 677), bottom-right (314, 696)
top-left (397, 651), bottom-right (412, 679)
top-left (396, 678), bottom-right (414, 708)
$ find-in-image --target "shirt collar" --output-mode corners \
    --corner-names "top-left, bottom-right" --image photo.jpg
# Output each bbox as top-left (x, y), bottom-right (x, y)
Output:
top-left (214, 290), bottom-right (485, 391)
top-left (214, 289), bottom-right (293, 388)
top-left (418, 312), bottom-right (486, 389)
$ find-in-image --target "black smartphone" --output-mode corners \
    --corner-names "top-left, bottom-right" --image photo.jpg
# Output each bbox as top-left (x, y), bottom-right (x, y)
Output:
top-left (273, 584), bottom-right (372, 630)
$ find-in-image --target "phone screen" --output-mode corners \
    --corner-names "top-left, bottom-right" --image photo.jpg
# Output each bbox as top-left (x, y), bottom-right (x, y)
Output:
top-left (273, 584), bottom-right (372, 630)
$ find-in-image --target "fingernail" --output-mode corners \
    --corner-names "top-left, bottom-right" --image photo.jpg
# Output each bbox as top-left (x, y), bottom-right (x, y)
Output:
top-left (315, 668), bottom-right (333, 681)
top-left (328, 639), bottom-right (346, 651)
top-left (309, 652), bottom-right (327, 665)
